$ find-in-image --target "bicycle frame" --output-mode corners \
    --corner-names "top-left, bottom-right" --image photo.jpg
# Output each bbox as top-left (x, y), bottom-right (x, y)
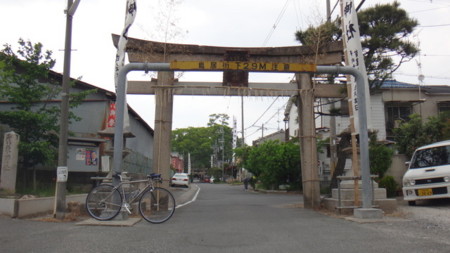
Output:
top-left (95, 175), bottom-right (158, 214)
top-left (115, 175), bottom-right (156, 203)
top-left (86, 173), bottom-right (175, 222)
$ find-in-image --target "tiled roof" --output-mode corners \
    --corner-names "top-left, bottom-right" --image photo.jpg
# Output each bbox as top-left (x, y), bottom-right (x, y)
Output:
top-left (379, 80), bottom-right (450, 94)
top-left (378, 79), bottom-right (418, 88)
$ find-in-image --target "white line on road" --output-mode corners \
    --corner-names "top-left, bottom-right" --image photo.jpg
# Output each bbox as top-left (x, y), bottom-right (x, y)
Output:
top-left (176, 185), bottom-right (200, 209)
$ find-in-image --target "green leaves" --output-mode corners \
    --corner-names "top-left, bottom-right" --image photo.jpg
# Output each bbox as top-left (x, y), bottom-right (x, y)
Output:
top-left (394, 113), bottom-right (450, 158)
top-left (369, 133), bottom-right (394, 178)
top-left (357, 1), bottom-right (419, 89)
top-left (242, 140), bottom-right (301, 190)
top-left (171, 114), bottom-right (234, 170)
top-left (0, 39), bottom-right (90, 172)
top-left (294, 1), bottom-right (419, 91)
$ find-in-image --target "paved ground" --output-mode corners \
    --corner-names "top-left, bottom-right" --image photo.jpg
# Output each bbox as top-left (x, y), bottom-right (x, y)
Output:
top-left (2, 184), bottom-right (450, 252)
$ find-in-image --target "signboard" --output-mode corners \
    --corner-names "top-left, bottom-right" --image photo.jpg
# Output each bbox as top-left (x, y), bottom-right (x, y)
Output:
top-left (56, 166), bottom-right (68, 183)
top-left (341, 0), bottom-right (372, 133)
top-left (68, 145), bottom-right (100, 172)
top-left (170, 61), bottom-right (317, 73)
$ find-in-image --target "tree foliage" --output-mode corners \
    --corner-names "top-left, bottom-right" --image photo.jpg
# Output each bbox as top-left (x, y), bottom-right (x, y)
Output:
top-left (358, 1), bottom-right (419, 89)
top-left (295, 1), bottom-right (419, 90)
top-left (369, 133), bottom-right (393, 178)
top-left (172, 127), bottom-right (214, 169)
top-left (0, 39), bottom-right (94, 186)
top-left (171, 114), bottom-right (233, 171)
top-left (394, 113), bottom-right (450, 159)
top-left (237, 140), bottom-right (301, 190)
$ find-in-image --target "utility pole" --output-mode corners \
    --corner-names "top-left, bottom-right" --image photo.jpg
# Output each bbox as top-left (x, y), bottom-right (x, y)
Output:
top-left (241, 96), bottom-right (245, 146)
top-left (326, 0), bottom-right (331, 22)
top-left (54, 0), bottom-right (80, 220)
top-left (325, 0), bottom-right (337, 178)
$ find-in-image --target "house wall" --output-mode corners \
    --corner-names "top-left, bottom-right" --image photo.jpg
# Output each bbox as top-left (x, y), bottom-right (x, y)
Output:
top-left (318, 94), bottom-right (386, 140)
top-left (370, 93), bottom-right (387, 140)
top-left (0, 81), bottom-right (154, 176)
top-left (286, 85), bottom-right (450, 188)
top-left (381, 88), bottom-right (438, 120)
top-left (386, 154), bottom-right (408, 185)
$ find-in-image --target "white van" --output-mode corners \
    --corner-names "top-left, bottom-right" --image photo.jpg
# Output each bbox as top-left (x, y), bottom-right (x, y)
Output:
top-left (402, 140), bottom-right (450, 206)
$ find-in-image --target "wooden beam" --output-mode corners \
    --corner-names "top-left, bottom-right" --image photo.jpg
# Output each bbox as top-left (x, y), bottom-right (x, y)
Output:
top-left (127, 80), bottom-right (346, 98)
top-left (112, 34), bottom-right (343, 65)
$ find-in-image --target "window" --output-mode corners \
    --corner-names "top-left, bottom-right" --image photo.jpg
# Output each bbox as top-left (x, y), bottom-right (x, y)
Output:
top-left (438, 102), bottom-right (450, 114)
top-left (385, 102), bottom-right (412, 139)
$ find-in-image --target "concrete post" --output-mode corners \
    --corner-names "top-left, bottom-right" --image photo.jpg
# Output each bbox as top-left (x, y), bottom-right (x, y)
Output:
top-left (296, 73), bottom-right (320, 209)
top-left (153, 71), bottom-right (174, 187)
top-left (0, 132), bottom-right (20, 193)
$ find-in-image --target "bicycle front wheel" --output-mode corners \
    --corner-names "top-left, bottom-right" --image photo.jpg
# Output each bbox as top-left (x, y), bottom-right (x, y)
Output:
top-left (139, 187), bottom-right (176, 224)
top-left (86, 184), bottom-right (122, 221)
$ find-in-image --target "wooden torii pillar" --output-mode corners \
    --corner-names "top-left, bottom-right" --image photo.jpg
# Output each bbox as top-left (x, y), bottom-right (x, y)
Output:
top-left (113, 35), bottom-right (343, 207)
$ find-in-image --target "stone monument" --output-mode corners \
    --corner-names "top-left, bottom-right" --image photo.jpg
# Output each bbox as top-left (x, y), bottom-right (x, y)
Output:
top-left (0, 131), bottom-right (20, 193)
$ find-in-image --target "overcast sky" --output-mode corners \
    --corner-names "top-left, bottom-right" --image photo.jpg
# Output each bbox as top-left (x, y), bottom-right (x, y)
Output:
top-left (1, 0), bottom-right (449, 144)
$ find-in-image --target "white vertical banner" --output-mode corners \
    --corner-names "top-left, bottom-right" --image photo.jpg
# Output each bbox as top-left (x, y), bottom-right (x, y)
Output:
top-left (341, 0), bottom-right (372, 133)
top-left (114, 0), bottom-right (137, 131)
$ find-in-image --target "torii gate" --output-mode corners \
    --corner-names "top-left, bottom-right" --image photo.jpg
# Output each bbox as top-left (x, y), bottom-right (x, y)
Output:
top-left (112, 35), bottom-right (346, 209)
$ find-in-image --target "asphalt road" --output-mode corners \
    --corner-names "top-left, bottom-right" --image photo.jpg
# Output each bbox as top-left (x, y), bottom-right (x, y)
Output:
top-left (1, 184), bottom-right (450, 253)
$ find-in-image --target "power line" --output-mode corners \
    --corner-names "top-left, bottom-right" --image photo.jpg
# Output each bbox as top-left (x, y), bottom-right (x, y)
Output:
top-left (418, 23), bottom-right (450, 28)
top-left (245, 97), bottom-right (280, 131)
top-left (395, 73), bottom-right (450, 80)
top-left (292, 0), bottom-right (302, 29)
top-left (263, 102), bottom-right (288, 126)
top-left (411, 6), bottom-right (450, 13)
top-left (262, 0), bottom-right (290, 46)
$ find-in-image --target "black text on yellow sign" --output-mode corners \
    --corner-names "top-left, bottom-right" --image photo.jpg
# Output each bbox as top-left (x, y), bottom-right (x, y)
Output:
top-left (170, 61), bottom-right (317, 73)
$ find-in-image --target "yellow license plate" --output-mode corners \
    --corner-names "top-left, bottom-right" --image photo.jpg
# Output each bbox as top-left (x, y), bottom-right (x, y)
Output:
top-left (418, 188), bottom-right (433, 196)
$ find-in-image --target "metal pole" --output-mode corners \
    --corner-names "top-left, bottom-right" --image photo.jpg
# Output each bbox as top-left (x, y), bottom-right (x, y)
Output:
top-left (54, 0), bottom-right (76, 220)
top-left (316, 65), bottom-right (372, 208)
top-left (113, 63), bottom-right (170, 177)
top-left (326, 0), bottom-right (331, 22)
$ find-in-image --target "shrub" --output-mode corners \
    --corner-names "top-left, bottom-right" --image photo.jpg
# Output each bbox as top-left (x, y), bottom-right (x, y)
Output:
top-left (378, 175), bottom-right (398, 198)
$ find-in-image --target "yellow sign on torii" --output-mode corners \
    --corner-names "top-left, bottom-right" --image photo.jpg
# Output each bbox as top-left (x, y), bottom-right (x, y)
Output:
top-left (170, 61), bottom-right (317, 73)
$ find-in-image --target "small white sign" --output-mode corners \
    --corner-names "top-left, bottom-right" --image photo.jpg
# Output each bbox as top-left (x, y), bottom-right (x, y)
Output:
top-left (57, 166), bottom-right (68, 182)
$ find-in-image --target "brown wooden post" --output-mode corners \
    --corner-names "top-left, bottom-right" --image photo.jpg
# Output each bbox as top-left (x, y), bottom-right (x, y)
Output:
top-left (297, 73), bottom-right (321, 209)
top-left (153, 71), bottom-right (174, 187)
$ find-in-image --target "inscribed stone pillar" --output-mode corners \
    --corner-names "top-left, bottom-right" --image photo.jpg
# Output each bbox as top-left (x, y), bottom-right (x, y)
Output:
top-left (0, 131), bottom-right (20, 193)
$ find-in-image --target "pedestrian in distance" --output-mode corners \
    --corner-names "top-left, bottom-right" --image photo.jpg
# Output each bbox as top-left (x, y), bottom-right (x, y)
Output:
top-left (243, 177), bottom-right (250, 190)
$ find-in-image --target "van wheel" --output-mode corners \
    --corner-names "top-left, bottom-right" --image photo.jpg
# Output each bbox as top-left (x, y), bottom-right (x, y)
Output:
top-left (408, 201), bottom-right (416, 206)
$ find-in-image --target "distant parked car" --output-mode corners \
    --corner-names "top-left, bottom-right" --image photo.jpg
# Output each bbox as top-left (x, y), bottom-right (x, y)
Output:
top-left (203, 176), bottom-right (210, 183)
top-left (171, 173), bottom-right (189, 187)
top-left (403, 140), bottom-right (450, 206)
top-left (210, 176), bottom-right (215, 183)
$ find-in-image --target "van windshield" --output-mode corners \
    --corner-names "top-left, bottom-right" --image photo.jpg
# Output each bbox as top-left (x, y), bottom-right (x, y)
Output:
top-left (410, 145), bottom-right (450, 169)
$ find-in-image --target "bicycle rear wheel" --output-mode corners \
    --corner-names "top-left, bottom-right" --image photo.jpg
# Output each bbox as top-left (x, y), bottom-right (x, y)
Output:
top-left (139, 187), bottom-right (176, 224)
top-left (86, 184), bottom-right (122, 221)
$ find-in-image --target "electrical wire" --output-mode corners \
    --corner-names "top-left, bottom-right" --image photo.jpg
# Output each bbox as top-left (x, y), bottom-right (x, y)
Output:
top-left (418, 24), bottom-right (450, 28)
top-left (262, 0), bottom-right (290, 46)
top-left (245, 97), bottom-right (280, 131)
